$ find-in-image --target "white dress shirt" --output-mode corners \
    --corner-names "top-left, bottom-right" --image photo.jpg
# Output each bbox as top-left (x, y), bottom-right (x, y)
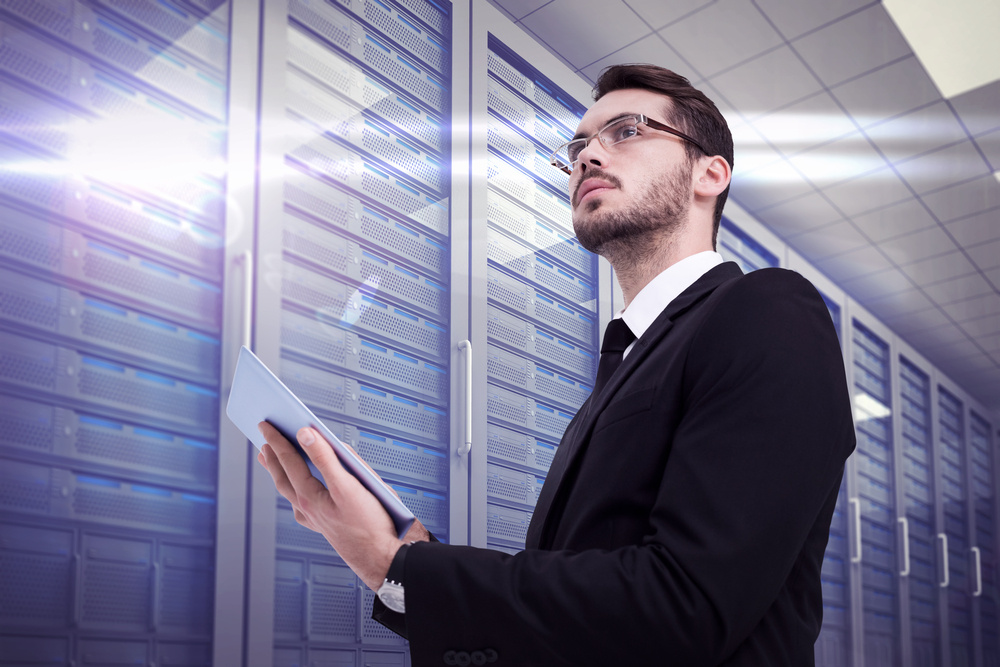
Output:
top-left (617, 251), bottom-right (725, 359)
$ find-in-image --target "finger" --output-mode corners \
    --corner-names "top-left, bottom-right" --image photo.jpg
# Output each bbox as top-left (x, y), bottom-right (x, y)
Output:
top-left (295, 426), bottom-right (356, 492)
top-left (260, 443), bottom-right (298, 505)
top-left (328, 433), bottom-right (400, 499)
top-left (259, 421), bottom-right (323, 493)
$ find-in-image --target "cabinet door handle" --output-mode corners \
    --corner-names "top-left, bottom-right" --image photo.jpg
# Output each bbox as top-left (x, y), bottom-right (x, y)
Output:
top-left (237, 250), bottom-right (254, 349)
top-left (938, 533), bottom-right (950, 588)
top-left (457, 340), bottom-right (472, 456)
top-left (972, 546), bottom-right (983, 597)
top-left (849, 498), bottom-right (862, 564)
top-left (898, 517), bottom-right (910, 577)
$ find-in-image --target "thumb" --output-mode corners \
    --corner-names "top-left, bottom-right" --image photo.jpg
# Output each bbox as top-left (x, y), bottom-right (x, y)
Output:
top-left (297, 426), bottom-right (353, 489)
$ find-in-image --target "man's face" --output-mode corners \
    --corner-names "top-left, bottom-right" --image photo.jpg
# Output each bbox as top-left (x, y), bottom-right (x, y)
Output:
top-left (568, 88), bottom-right (695, 256)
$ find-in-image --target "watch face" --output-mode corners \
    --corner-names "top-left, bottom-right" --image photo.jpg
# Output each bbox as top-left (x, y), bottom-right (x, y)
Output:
top-left (378, 582), bottom-right (406, 613)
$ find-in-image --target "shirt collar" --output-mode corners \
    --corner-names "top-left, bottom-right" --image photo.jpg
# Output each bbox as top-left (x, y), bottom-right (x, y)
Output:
top-left (617, 251), bottom-right (724, 343)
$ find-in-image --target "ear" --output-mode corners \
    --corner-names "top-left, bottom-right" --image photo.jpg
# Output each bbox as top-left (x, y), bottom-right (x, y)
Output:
top-left (692, 155), bottom-right (731, 198)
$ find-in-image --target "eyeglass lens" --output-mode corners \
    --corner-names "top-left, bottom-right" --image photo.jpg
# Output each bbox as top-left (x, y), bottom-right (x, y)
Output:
top-left (559, 116), bottom-right (640, 167)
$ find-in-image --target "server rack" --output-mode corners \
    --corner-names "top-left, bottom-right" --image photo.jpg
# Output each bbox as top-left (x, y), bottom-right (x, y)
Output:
top-left (717, 216), bottom-right (779, 273)
top-left (478, 34), bottom-right (594, 554)
top-left (900, 357), bottom-right (940, 666)
top-left (852, 320), bottom-right (901, 664)
top-left (939, 386), bottom-right (973, 666)
top-left (248, 0), bottom-right (454, 665)
top-left (0, 0), bottom-right (229, 664)
top-left (970, 411), bottom-right (999, 665)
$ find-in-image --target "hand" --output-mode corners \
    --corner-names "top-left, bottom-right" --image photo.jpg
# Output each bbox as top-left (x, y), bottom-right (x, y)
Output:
top-left (257, 421), bottom-right (430, 590)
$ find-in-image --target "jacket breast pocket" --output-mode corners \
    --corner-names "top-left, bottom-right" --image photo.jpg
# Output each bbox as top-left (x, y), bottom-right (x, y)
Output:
top-left (592, 388), bottom-right (657, 435)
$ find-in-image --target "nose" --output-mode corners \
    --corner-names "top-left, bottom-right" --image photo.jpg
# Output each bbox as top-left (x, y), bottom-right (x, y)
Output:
top-left (575, 136), bottom-right (608, 174)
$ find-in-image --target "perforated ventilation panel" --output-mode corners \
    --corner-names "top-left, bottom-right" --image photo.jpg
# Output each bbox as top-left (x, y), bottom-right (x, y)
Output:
top-left (0, 1), bottom-right (225, 661)
top-left (273, 1), bottom-right (448, 660)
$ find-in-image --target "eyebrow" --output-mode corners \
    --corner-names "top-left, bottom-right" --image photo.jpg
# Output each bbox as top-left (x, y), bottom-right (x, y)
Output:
top-left (571, 112), bottom-right (639, 142)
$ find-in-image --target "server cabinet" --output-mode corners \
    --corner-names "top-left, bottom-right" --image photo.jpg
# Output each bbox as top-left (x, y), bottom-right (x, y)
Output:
top-left (899, 356), bottom-right (942, 667)
top-left (247, 0), bottom-right (457, 664)
top-left (970, 411), bottom-right (999, 666)
top-left (939, 385), bottom-right (973, 667)
top-left (0, 0), bottom-right (229, 665)
top-left (850, 318), bottom-right (902, 665)
top-left (465, 3), bottom-right (603, 553)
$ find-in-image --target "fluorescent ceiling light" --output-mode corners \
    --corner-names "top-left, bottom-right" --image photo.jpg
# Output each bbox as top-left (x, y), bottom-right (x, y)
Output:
top-left (853, 392), bottom-right (891, 424)
top-left (883, 0), bottom-right (1000, 98)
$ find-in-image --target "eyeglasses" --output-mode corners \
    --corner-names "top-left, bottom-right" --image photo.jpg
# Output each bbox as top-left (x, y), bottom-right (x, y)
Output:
top-left (548, 114), bottom-right (709, 175)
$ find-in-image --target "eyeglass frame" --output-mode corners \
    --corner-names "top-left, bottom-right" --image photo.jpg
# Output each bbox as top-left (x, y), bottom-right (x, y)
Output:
top-left (548, 113), bottom-right (710, 175)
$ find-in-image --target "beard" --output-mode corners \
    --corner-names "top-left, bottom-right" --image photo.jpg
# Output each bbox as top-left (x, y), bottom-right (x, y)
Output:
top-left (572, 159), bottom-right (693, 262)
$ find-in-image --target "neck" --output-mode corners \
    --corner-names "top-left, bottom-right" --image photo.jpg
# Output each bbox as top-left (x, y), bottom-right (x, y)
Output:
top-left (606, 230), bottom-right (714, 309)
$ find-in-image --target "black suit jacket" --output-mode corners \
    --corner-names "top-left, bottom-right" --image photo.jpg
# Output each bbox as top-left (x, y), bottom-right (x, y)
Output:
top-left (389, 263), bottom-right (856, 666)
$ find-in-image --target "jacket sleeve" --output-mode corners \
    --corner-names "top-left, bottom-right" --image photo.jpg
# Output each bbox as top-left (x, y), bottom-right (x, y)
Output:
top-left (400, 270), bottom-right (856, 666)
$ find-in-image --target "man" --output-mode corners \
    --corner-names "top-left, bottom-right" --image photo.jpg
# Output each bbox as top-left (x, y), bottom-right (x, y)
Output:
top-left (258, 64), bottom-right (856, 666)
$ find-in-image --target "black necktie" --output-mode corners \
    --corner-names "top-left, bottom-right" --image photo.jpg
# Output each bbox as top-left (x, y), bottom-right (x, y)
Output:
top-left (593, 318), bottom-right (636, 397)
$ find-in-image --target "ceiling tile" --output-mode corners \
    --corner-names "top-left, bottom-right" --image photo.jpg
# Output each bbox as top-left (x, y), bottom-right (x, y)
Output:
top-left (817, 245), bottom-right (894, 284)
top-left (907, 321), bottom-right (971, 348)
top-left (850, 198), bottom-right (938, 243)
top-left (921, 273), bottom-right (996, 304)
top-left (786, 131), bottom-right (886, 188)
top-left (867, 288), bottom-right (935, 318)
top-left (514, 21), bottom-right (578, 71)
top-left (889, 306), bottom-right (953, 333)
top-left (973, 128), bottom-right (1000, 171)
top-left (865, 101), bottom-right (968, 163)
top-left (625, 0), bottom-right (715, 29)
top-left (946, 77), bottom-right (1000, 137)
top-left (728, 158), bottom-right (813, 211)
top-left (579, 33), bottom-right (681, 82)
top-left (945, 207), bottom-right (1000, 245)
top-left (731, 138), bottom-right (784, 179)
top-left (753, 0), bottom-right (872, 40)
top-left (968, 238), bottom-right (1000, 271)
top-left (899, 250), bottom-right (978, 285)
top-left (709, 46), bottom-right (822, 118)
top-left (755, 190), bottom-right (845, 237)
top-left (896, 141), bottom-right (992, 195)
top-left (790, 5), bottom-right (910, 88)
top-left (980, 332), bottom-right (1000, 353)
top-left (942, 293), bottom-right (1000, 323)
top-left (521, 0), bottom-right (650, 69)
top-left (486, 0), bottom-right (520, 20)
top-left (879, 226), bottom-right (959, 266)
top-left (788, 219), bottom-right (869, 261)
top-left (924, 339), bottom-right (989, 364)
top-left (831, 56), bottom-right (941, 129)
top-left (961, 313), bottom-right (1000, 338)
top-left (821, 166), bottom-right (912, 217)
top-left (752, 92), bottom-right (857, 157)
top-left (922, 173), bottom-right (1000, 222)
top-left (658, 0), bottom-right (783, 78)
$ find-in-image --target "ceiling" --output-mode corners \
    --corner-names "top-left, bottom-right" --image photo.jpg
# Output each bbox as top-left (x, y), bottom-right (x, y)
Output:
top-left (485, 0), bottom-right (1000, 419)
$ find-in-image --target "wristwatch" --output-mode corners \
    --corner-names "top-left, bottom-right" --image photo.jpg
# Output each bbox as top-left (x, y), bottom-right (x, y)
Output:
top-left (377, 543), bottom-right (410, 613)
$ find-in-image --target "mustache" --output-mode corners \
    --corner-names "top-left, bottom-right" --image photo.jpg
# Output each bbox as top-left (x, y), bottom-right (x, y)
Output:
top-left (572, 169), bottom-right (623, 207)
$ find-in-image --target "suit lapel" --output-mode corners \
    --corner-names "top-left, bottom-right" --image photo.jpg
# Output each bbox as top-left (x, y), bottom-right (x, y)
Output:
top-left (526, 262), bottom-right (743, 549)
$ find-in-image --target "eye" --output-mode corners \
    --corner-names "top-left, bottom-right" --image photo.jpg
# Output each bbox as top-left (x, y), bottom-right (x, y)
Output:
top-left (566, 139), bottom-right (587, 162)
top-left (606, 119), bottom-right (639, 144)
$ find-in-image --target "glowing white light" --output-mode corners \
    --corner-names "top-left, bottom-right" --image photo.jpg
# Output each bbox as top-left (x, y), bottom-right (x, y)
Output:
top-left (853, 392), bottom-right (891, 424)
top-left (58, 113), bottom-right (225, 191)
top-left (884, 0), bottom-right (1000, 98)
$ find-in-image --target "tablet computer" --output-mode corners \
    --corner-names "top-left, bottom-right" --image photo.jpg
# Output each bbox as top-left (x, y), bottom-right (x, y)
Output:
top-left (226, 345), bottom-right (416, 539)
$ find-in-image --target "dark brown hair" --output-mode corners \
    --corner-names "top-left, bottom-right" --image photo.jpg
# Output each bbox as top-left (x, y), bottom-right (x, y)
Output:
top-left (593, 64), bottom-right (734, 244)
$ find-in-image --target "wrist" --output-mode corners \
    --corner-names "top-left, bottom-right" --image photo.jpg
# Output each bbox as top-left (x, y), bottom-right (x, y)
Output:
top-left (377, 542), bottom-right (411, 613)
